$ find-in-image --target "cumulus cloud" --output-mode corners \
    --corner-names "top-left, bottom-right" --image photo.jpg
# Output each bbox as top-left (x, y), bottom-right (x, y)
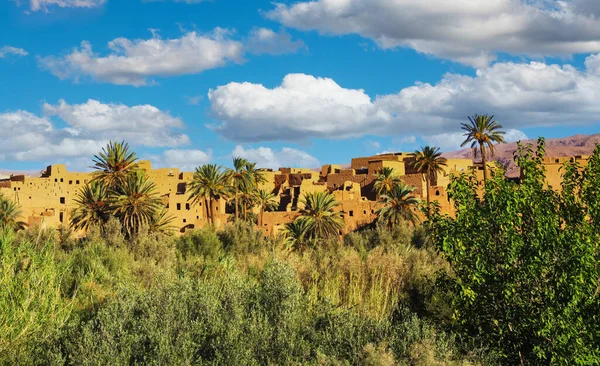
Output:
top-left (246, 28), bottom-right (306, 55)
top-left (0, 46), bottom-right (28, 58)
top-left (232, 145), bottom-right (320, 169)
top-left (268, 0), bottom-right (600, 68)
top-left (39, 29), bottom-right (244, 86)
top-left (17, 0), bottom-right (106, 12)
top-left (209, 57), bottom-right (600, 146)
top-left (162, 149), bottom-right (212, 171)
top-left (0, 99), bottom-right (189, 162)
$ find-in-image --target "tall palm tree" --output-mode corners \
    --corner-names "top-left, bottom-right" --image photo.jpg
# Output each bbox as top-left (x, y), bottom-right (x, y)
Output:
top-left (240, 162), bottom-right (267, 220)
top-left (298, 191), bottom-right (344, 240)
top-left (111, 172), bottom-right (163, 238)
top-left (188, 164), bottom-right (231, 226)
top-left (253, 189), bottom-right (278, 228)
top-left (0, 195), bottom-right (26, 231)
top-left (377, 183), bottom-right (421, 228)
top-left (92, 141), bottom-right (139, 188)
top-left (413, 146), bottom-right (448, 205)
top-left (70, 181), bottom-right (111, 232)
top-left (373, 167), bottom-right (401, 197)
top-left (461, 114), bottom-right (506, 181)
top-left (228, 157), bottom-right (249, 220)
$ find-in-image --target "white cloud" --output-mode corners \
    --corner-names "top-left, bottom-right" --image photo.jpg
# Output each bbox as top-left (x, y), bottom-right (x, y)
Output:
top-left (209, 73), bottom-right (391, 142)
top-left (268, 0), bottom-right (600, 68)
top-left (185, 95), bottom-right (203, 105)
top-left (39, 29), bottom-right (244, 86)
top-left (0, 99), bottom-right (190, 162)
top-left (364, 140), bottom-right (380, 150)
top-left (22, 0), bottom-right (105, 11)
top-left (43, 99), bottom-right (189, 146)
top-left (232, 145), bottom-right (320, 170)
top-left (423, 129), bottom-right (528, 151)
top-left (209, 57), bottom-right (600, 144)
top-left (162, 149), bottom-right (212, 171)
top-left (0, 46), bottom-right (28, 58)
top-left (246, 28), bottom-right (306, 55)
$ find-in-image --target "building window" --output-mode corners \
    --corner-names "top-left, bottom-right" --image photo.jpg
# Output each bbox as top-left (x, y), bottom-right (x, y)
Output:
top-left (60, 178), bottom-right (64, 183)
top-left (54, 179), bottom-right (57, 183)
top-left (60, 197), bottom-right (65, 204)
top-left (186, 203), bottom-right (190, 210)
top-left (349, 210), bottom-right (354, 217)
top-left (183, 219), bottom-right (187, 223)
top-left (177, 203), bottom-right (181, 210)
top-left (59, 212), bottom-right (64, 223)
top-left (364, 210), bottom-right (367, 215)
top-left (69, 180), bottom-right (73, 185)
top-left (76, 180), bottom-right (80, 184)
top-left (436, 190), bottom-right (440, 196)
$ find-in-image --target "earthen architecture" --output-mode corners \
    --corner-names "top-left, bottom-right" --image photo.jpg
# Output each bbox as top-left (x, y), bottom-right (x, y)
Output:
top-left (0, 151), bottom-right (575, 236)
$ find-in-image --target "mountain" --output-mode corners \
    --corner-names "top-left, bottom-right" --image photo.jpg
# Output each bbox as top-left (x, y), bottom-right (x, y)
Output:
top-left (443, 133), bottom-right (600, 177)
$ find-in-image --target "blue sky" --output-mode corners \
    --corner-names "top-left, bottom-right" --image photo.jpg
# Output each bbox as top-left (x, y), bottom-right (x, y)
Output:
top-left (1, 0), bottom-right (600, 172)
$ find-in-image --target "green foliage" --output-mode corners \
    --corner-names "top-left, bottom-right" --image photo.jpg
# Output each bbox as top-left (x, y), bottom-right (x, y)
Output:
top-left (0, 231), bottom-right (72, 362)
top-left (413, 146), bottom-right (448, 205)
top-left (430, 138), bottom-right (600, 364)
top-left (460, 114), bottom-right (506, 181)
top-left (373, 167), bottom-right (402, 197)
top-left (188, 164), bottom-right (232, 225)
top-left (91, 140), bottom-right (139, 189)
top-left (0, 194), bottom-right (26, 231)
top-left (70, 180), bottom-right (111, 232)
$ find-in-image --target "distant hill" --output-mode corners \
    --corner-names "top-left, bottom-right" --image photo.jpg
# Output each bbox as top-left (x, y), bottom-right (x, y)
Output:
top-left (443, 133), bottom-right (600, 177)
top-left (0, 169), bottom-right (42, 180)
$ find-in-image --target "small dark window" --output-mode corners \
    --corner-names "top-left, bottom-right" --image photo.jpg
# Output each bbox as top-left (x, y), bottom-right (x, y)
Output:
top-left (60, 197), bottom-right (65, 204)
top-left (60, 178), bottom-right (63, 183)
top-left (69, 180), bottom-right (73, 185)
top-left (59, 212), bottom-right (64, 223)
top-left (54, 179), bottom-right (57, 183)
top-left (436, 190), bottom-right (440, 196)
top-left (13, 188), bottom-right (16, 191)
top-left (555, 159), bottom-right (560, 163)
top-left (364, 210), bottom-right (367, 215)
top-left (29, 197), bottom-right (31, 200)
top-left (349, 210), bottom-right (354, 217)
top-left (76, 180), bottom-right (80, 184)
top-left (371, 210), bottom-right (375, 214)
top-left (183, 219), bottom-right (187, 223)
top-left (186, 203), bottom-right (190, 210)
top-left (196, 216), bottom-right (199, 219)
top-left (177, 203), bottom-right (181, 210)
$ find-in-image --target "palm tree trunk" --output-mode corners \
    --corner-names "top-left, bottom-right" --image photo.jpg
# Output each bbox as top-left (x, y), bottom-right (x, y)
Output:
top-left (210, 198), bottom-right (217, 227)
top-left (481, 144), bottom-right (488, 181)
top-left (205, 197), bottom-right (211, 225)
top-left (425, 174), bottom-right (430, 206)
top-left (235, 191), bottom-right (239, 220)
top-left (259, 207), bottom-right (264, 228)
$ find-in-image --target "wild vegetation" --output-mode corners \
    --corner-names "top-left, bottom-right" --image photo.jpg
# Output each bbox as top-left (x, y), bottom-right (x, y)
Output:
top-left (1, 117), bottom-right (599, 365)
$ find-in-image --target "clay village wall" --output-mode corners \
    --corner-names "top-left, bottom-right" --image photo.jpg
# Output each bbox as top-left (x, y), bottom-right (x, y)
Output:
top-left (0, 152), bottom-right (577, 236)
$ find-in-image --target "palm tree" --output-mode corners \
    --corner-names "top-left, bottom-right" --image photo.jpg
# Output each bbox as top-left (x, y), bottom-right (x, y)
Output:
top-left (111, 172), bottom-right (163, 238)
top-left (253, 189), bottom-right (278, 228)
top-left (188, 164), bottom-right (231, 226)
top-left (240, 162), bottom-right (267, 220)
top-left (149, 208), bottom-right (175, 235)
top-left (283, 217), bottom-right (311, 249)
top-left (298, 191), bottom-right (344, 240)
top-left (461, 114), bottom-right (506, 181)
top-left (413, 146), bottom-right (448, 205)
top-left (373, 167), bottom-right (402, 197)
top-left (377, 183), bottom-right (421, 228)
top-left (70, 181), bottom-right (111, 232)
top-left (0, 195), bottom-right (25, 231)
top-left (228, 157), bottom-right (249, 220)
top-left (92, 141), bottom-right (139, 188)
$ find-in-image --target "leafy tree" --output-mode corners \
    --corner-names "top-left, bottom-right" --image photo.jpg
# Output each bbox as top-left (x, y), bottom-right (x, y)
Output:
top-left (253, 188), bottom-right (278, 228)
top-left (240, 162), bottom-right (267, 220)
top-left (91, 141), bottom-right (139, 188)
top-left (413, 146), bottom-right (447, 206)
top-left (298, 191), bottom-right (344, 240)
top-left (460, 114), bottom-right (506, 181)
top-left (228, 157), bottom-right (249, 220)
top-left (429, 138), bottom-right (600, 364)
top-left (188, 164), bottom-right (231, 225)
top-left (0, 195), bottom-right (25, 231)
top-left (149, 208), bottom-right (175, 235)
top-left (70, 181), bottom-right (111, 232)
top-left (373, 167), bottom-right (401, 197)
top-left (377, 183), bottom-right (421, 228)
top-left (111, 172), bottom-right (163, 238)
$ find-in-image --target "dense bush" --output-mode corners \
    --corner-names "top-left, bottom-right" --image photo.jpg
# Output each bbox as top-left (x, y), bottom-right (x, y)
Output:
top-left (430, 140), bottom-right (600, 364)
